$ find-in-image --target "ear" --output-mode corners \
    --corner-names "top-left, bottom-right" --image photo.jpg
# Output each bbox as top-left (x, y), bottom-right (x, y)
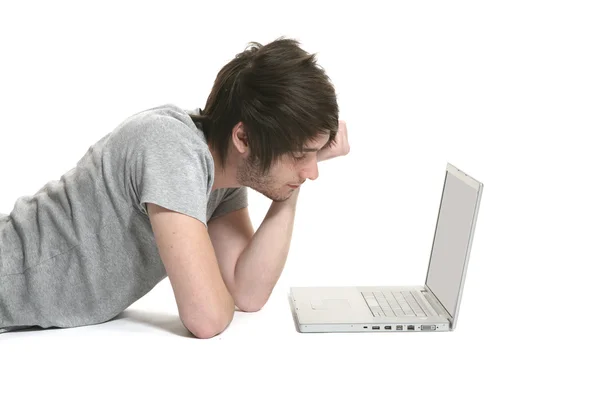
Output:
top-left (231, 122), bottom-right (249, 155)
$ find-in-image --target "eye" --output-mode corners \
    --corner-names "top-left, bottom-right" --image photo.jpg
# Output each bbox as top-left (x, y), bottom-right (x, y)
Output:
top-left (293, 153), bottom-right (307, 161)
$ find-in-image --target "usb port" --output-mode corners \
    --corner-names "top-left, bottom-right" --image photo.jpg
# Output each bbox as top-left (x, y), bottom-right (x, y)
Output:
top-left (384, 326), bottom-right (391, 330)
top-left (372, 326), bottom-right (380, 330)
top-left (396, 325), bottom-right (403, 331)
top-left (407, 325), bottom-right (415, 331)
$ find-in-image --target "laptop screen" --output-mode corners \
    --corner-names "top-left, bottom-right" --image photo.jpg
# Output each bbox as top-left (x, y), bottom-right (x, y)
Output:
top-left (425, 166), bottom-right (482, 319)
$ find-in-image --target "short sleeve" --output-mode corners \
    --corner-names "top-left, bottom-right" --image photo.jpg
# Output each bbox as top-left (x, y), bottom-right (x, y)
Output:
top-left (210, 187), bottom-right (249, 221)
top-left (130, 116), bottom-right (214, 226)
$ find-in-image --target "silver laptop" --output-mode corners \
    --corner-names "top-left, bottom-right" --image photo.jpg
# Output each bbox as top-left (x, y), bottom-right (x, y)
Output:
top-left (289, 163), bottom-right (483, 333)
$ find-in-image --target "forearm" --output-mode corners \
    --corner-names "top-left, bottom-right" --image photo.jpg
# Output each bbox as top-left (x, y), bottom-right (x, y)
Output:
top-left (233, 188), bottom-right (300, 311)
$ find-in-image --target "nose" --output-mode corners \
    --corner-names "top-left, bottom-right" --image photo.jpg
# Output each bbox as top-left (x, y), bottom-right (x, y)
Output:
top-left (300, 159), bottom-right (319, 181)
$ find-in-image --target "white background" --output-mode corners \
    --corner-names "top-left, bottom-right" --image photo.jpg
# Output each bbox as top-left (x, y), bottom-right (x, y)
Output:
top-left (1, 0), bottom-right (598, 398)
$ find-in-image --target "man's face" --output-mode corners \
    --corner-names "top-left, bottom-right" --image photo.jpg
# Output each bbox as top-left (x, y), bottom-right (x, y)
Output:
top-left (237, 134), bottom-right (330, 202)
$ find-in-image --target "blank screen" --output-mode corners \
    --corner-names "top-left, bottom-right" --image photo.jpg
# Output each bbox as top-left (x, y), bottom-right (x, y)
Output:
top-left (425, 171), bottom-right (480, 318)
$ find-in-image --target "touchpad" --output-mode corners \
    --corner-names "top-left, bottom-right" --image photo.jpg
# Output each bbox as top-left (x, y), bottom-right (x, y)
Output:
top-left (310, 298), bottom-right (351, 310)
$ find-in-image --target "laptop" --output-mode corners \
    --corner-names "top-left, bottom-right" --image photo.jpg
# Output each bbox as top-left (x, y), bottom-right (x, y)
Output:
top-left (289, 163), bottom-right (483, 333)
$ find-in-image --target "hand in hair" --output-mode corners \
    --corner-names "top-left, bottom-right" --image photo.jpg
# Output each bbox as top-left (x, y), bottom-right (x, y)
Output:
top-left (317, 120), bottom-right (350, 162)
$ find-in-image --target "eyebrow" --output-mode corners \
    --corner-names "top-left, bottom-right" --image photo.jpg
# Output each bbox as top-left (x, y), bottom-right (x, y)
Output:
top-left (301, 134), bottom-right (332, 152)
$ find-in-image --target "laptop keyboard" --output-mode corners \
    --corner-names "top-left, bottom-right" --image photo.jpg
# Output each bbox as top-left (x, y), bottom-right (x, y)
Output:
top-left (361, 290), bottom-right (437, 318)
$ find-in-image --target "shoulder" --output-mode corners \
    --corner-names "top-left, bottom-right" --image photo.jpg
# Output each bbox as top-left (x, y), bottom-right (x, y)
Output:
top-left (111, 104), bottom-right (211, 158)
top-left (127, 103), bottom-right (200, 139)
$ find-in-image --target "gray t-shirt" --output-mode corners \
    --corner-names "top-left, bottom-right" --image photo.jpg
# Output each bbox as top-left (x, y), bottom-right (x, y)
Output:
top-left (0, 103), bottom-right (247, 333)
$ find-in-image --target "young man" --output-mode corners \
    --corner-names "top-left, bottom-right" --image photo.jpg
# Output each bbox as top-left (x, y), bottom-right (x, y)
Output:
top-left (0, 38), bottom-right (349, 338)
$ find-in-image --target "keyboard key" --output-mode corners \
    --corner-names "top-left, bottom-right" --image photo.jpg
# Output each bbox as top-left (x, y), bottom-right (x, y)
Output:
top-left (365, 298), bottom-right (379, 308)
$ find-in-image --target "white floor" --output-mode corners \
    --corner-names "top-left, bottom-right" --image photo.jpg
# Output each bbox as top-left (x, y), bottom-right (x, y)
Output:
top-left (1, 275), bottom-right (593, 400)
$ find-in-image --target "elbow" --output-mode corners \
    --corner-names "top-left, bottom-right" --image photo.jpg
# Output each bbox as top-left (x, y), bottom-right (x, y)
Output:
top-left (237, 303), bottom-right (263, 313)
top-left (235, 293), bottom-right (269, 313)
top-left (189, 322), bottom-right (226, 340)
top-left (183, 308), bottom-right (234, 339)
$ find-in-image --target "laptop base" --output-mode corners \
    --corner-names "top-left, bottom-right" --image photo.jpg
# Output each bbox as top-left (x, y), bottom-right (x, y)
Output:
top-left (289, 286), bottom-right (452, 333)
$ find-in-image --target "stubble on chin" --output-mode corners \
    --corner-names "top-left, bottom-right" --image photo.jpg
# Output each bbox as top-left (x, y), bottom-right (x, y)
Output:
top-left (237, 157), bottom-right (289, 202)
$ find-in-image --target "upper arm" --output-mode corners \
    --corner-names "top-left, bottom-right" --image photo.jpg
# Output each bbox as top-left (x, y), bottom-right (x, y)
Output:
top-left (207, 206), bottom-right (254, 302)
top-left (147, 202), bottom-right (234, 338)
top-left (128, 114), bottom-right (213, 223)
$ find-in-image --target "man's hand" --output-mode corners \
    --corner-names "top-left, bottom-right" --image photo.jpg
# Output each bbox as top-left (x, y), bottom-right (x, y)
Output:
top-left (317, 120), bottom-right (350, 162)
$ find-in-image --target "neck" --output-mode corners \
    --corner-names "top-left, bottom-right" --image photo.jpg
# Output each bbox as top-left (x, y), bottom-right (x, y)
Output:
top-left (209, 146), bottom-right (241, 191)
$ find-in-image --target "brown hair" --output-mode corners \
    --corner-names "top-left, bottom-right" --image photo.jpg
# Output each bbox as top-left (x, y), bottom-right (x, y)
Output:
top-left (189, 37), bottom-right (339, 174)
